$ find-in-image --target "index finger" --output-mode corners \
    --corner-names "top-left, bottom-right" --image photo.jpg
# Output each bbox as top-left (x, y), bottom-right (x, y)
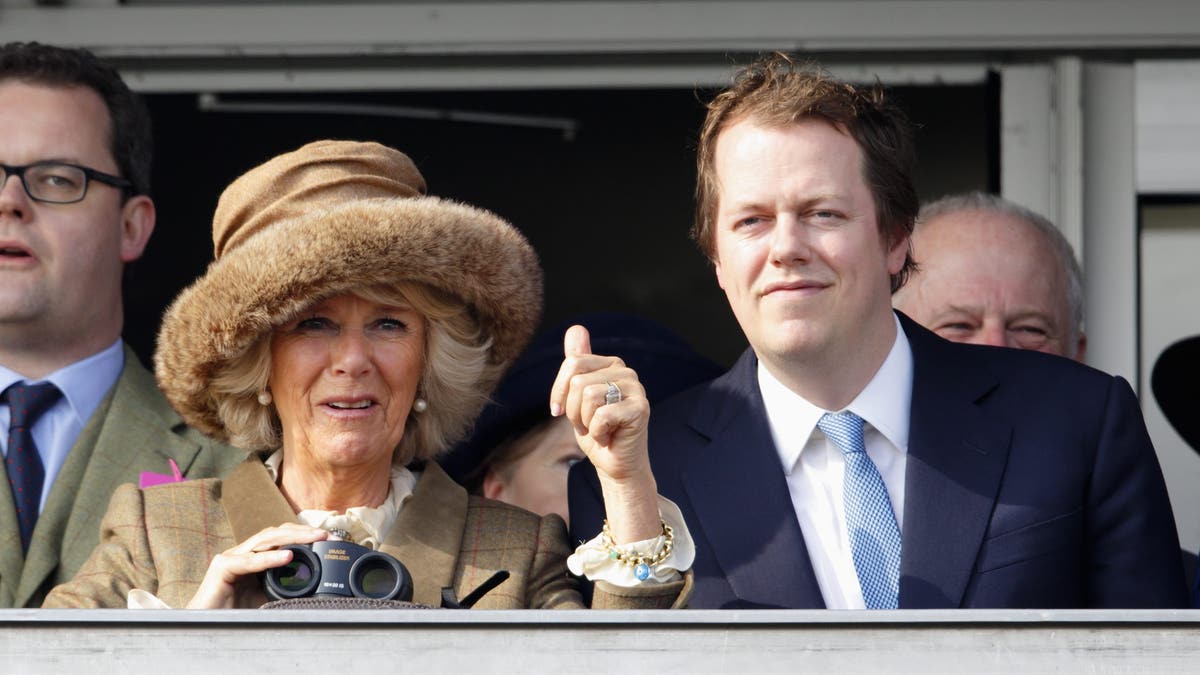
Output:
top-left (550, 324), bottom-right (591, 416)
top-left (235, 523), bottom-right (328, 554)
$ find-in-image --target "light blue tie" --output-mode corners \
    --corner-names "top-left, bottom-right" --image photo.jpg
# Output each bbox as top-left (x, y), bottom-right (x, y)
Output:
top-left (818, 411), bottom-right (901, 609)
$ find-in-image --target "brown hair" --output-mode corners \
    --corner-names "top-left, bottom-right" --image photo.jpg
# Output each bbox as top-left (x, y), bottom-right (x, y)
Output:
top-left (694, 53), bottom-right (919, 291)
top-left (0, 41), bottom-right (153, 197)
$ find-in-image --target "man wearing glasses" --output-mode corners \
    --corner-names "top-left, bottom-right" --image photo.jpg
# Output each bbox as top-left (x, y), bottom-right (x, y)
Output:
top-left (0, 42), bottom-right (244, 607)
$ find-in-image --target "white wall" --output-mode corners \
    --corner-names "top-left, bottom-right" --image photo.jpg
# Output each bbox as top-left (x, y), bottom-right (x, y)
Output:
top-left (1141, 205), bottom-right (1200, 553)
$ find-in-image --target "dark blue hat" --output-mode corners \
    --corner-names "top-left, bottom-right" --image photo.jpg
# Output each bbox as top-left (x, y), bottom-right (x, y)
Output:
top-left (439, 312), bottom-right (723, 485)
top-left (1152, 335), bottom-right (1200, 456)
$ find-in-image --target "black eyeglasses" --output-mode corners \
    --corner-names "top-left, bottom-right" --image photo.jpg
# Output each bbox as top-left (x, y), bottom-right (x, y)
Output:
top-left (0, 161), bottom-right (133, 204)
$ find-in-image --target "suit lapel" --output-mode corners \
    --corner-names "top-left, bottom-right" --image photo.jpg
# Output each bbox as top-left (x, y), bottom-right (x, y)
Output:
top-left (56, 355), bottom-right (204, 586)
top-left (682, 351), bottom-right (825, 609)
top-left (0, 459), bottom-right (22, 605)
top-left (897, 315), bottom-right (1012, 608)
top-left (378, 463), bottom-right (467, 608)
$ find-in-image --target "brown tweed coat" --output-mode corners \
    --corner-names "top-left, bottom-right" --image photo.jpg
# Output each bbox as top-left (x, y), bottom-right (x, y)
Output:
top-left (44, 458), bottom-right (689, 609)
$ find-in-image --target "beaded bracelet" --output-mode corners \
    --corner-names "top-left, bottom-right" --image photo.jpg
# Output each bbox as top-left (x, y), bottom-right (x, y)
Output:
top-left (600, 519), bottom-right (674, 582)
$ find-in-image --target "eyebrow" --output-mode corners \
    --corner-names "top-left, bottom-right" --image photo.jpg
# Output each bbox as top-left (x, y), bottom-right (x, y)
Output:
top-left (928, 305), bottom-right (1057, 325)
top-left (1002, 310), bottom-right (1055, 325)
top-left (16, 156), bottom-right (92, 167)
top-left (927, 304), bottom-right (983, 322)
top-left (719, 193), bottom-right (846, 216)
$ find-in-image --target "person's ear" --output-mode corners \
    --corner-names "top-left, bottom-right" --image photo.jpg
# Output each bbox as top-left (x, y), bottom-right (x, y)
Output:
top-left (713, 255), bottom-right (727, 290)
top-left (119, 195), bottom-right (156, 263)
top-left (886, 235), bottom-right (910, 277)
top-left (1074, 330), bottom-right (1088, 363)
top-left (482, 468), bottom-right (507, 502)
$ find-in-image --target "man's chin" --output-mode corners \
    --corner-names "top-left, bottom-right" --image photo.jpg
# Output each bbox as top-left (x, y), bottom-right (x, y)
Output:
top-left (757, 326), bottom-right (828, 362)
top-left (0, 292), bottom-right (47, 326)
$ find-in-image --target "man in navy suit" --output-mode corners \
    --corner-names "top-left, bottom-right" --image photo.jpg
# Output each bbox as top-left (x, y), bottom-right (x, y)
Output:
top-left (569, 54), bottom-right (1188, 609)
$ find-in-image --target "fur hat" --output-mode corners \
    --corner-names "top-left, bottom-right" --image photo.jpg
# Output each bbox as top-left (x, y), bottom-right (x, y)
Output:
top-left (155, 140), bottom-right (543, 443)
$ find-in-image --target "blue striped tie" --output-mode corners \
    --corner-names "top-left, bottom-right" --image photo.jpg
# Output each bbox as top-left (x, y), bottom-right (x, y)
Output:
top-left (818, 411), bottom-right (901, 609)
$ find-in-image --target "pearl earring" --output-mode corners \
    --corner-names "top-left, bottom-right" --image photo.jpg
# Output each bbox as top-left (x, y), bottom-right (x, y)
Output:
top-left (257, 391), bottom-right (273, 406)
top-left (413, 397), bottom-right (428, 413)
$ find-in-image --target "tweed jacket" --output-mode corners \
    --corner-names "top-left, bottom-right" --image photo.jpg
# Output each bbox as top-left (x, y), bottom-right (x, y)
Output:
top-left (44, 458), bottom-right (689, 609)
top-left (0, 348), bottom-right (247, 608)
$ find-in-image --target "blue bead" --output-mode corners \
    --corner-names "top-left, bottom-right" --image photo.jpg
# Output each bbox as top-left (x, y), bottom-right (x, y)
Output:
top-left (634, 563), bottom-right (650, 581)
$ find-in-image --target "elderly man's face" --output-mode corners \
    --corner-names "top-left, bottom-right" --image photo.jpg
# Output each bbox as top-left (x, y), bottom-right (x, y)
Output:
top-left (0, 81), bottom-right (154, 372)
top-left (893, 208), bottom-right (1085, 361)
top-left (269, 293), bottom-right (426, 474)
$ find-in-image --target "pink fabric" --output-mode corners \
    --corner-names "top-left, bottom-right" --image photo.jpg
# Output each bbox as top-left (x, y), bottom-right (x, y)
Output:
top-left (139, 459), bottom-right (185, 489)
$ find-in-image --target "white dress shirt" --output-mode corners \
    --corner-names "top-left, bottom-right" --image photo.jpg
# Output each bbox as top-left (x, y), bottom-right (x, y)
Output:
top-left (0, 339), bottom-right (125, 513)
top-left (757, 315), bottom-right (913, 609)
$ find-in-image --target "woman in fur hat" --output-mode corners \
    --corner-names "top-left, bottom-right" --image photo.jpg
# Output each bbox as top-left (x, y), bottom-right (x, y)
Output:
top-left (44, 140), bottom-right (691, 609)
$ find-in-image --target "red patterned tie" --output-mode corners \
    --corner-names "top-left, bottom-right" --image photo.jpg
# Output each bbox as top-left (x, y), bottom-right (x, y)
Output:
top-left (3, 382), bottom-right (61, 552)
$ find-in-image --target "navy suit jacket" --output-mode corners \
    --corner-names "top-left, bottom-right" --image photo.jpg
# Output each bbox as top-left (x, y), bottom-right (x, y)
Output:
top-left (569, 314), bottom-right (1189, 609)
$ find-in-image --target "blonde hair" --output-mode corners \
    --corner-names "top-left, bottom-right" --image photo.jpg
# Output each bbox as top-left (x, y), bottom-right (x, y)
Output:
top-left (210, 282), bottom-right (495, 465)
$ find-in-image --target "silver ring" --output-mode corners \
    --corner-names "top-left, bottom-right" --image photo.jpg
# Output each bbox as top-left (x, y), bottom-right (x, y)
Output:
top-left (326, 528), bottom-right (353, 543)
top-left (605, 381), bottom-right (622, 405)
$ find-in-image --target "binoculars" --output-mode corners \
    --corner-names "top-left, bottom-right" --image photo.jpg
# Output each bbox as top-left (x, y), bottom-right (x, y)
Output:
top-left (263, 540), bottom-right (414, 602)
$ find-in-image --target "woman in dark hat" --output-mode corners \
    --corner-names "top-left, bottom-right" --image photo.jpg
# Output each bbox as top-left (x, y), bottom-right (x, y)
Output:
top-left (443, 312), bottom-right (722, 525)
top-left (45, 140), bottom-right (691, 609)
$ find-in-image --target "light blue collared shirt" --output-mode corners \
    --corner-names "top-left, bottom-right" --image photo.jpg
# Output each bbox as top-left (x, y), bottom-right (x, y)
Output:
top-left (0, 339), bottom-right (125, 513)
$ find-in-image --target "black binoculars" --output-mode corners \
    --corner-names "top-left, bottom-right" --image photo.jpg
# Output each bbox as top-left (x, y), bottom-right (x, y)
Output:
top-left (263, 540), bottom-right (414, 602)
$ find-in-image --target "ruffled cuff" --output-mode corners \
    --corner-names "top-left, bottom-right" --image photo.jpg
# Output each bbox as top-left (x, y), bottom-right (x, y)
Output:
top-left (127, 589), bottom-right (171, 609)
top-left (567, 496), bottom-right (695, 587)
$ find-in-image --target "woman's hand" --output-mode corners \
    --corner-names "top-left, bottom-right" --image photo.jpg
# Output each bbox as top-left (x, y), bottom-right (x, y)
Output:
top-left (550, 325), bottom-right (660, 544)
top-left (185, 523), bottom-right (329, 609)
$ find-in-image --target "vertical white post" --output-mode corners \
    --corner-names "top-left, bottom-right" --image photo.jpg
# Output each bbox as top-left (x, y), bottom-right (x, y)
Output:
top-left (1000, 64), bottom-right (1056, 220)
top-left (1054, 57), bottom-right (1085, 264)
top-left (1081, 63), bottom-right (1137, 384)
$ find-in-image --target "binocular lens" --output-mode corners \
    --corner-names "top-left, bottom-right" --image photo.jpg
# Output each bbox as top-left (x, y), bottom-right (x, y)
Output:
top-left (358, 561), bottom-right (397, 598)
top-left (265, 545), bottom-right (322, 598)
top-left (275, 559), bottom-right (315, 593)
top-left (349, 552), bottom-right (412, 601)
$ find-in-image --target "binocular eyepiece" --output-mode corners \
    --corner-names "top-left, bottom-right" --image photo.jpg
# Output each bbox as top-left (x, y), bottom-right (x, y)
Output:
top-left (263, 540), bottom-right (414, 602)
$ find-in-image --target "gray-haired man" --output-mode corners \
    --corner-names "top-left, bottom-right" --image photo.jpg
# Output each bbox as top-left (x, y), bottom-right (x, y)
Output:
top-left (893, 191), bottom-right (1086, 361)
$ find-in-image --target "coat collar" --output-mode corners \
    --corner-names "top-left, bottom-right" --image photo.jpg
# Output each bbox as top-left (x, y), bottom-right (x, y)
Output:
top-left (378, 463), bottom-right (468, 607)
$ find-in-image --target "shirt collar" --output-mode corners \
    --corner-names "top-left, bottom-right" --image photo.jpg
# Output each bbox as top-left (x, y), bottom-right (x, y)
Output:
top-left (262, 449), bottom-right (418, 550)
top-left (0, 339), bottom-right (125, 426)
top-left (847, 313), bottom-right (912, 454)
top-left (758, 313), bottom-right (913, 472)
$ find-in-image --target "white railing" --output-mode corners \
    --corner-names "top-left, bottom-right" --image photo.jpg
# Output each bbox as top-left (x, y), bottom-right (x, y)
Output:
top-left (4, 609), bottom-right (1199, 674)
